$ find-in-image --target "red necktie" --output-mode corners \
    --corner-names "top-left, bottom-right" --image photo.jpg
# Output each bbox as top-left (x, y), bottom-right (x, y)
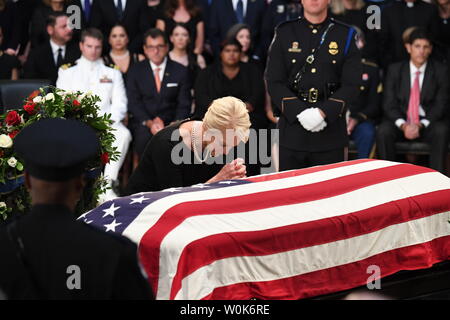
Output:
top-left (407, 70), bottom-right (421, 124)
top-left (154, 67), bottom-right (161, 93)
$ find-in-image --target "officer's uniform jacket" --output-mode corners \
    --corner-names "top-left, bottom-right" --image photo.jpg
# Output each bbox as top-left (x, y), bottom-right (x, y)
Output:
top-left (266, 16), bottom-right (362, 152)
top-left (56, 56), bottom-right (127, 124)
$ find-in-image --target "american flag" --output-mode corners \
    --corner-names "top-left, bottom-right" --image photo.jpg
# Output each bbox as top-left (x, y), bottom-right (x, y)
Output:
top-left (81, 159), bottom-right (450, 300)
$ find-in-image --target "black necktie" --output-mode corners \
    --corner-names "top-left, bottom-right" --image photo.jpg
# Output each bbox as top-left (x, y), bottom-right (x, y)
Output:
top-left (236, 0), bottom-right (244, 23)
top-left (56, 48), bottom-right (63, 68)
top-left (117, 0), bottom-right (123, 20)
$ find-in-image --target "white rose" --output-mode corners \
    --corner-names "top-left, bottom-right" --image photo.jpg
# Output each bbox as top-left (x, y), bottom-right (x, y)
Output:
top-left (7, 157), bottom-right (17, 168)
top-left (0, 202), bottom-right (6, 209)
top-left (33, 96), bottom-right (43, 103)
top-left (44, 93), bottom-right (55, 102)
top-left (0, 134), bottom-right (13, 148)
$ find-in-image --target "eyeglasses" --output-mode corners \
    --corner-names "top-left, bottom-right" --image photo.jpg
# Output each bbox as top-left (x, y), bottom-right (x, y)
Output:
top-left (145, 44), bottom-right (167, 51)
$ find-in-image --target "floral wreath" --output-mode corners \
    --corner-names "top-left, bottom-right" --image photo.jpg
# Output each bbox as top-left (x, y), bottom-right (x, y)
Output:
top-left (0, 87), bottom-right (119, 221)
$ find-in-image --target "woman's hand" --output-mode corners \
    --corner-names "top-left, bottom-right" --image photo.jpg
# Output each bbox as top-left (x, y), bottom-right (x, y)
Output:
top-left (207, 158), bottom-right (247, 183)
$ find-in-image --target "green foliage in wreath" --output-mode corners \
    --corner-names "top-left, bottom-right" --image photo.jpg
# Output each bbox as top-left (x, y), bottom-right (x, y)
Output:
top-left (0, 87), bottom-right (118, 222)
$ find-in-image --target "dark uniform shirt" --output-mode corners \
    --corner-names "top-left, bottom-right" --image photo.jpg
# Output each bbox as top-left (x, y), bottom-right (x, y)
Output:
top-left (266, 15), bottom-right (362, 152)
top-left (0, 204), bottom-right (153, 300)
top-left (349, 59), bottom-right (381, 123)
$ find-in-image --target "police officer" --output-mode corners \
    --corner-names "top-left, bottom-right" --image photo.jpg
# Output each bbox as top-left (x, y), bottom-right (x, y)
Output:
top-left (56, 28), bottom-right (132, 202)
top-left (265, 0), bottom-right (362, 170)
top-left (0, 118), bottom-right (153, 299)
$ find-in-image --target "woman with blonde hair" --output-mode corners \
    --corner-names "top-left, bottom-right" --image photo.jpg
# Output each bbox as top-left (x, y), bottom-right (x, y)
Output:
top-left (125, 96), bottom-right (251, 194)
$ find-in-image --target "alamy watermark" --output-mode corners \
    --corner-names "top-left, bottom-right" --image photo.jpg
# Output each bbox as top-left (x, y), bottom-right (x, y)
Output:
top-left (170, 128), bottom-right (279, 167)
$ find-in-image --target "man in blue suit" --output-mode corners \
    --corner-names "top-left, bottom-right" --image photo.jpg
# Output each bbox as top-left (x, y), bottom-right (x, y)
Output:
top-left (127, 28), bottom-right (192, 157)
top-left (209, 0), bottom-right (267, 60)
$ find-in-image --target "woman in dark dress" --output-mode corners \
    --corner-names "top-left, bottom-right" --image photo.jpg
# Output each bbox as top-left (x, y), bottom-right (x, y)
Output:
top-left (125, 96), bottom-right (251, 195)
top-left (0, 0), bottom-right (21, 55)
top-left (168, 23), bottom-right (206, 83)
top-left (226, 23), bottom-right (262, 70)
top-left (156, 0), bottom-right (205, 56)
top-left (103, 24), bottom-right (144, 84)
top-left (0, 27), bottom-right (20, 80)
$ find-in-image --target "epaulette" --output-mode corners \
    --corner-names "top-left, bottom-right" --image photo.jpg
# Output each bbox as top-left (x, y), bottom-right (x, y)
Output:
top-left (362, 59), bottom-right (378, 68)
top-left (60, 62), bottom-right (76, 70)
top-left (275, 16), bottom-right (302, 30)
top-left (329, 17), bottom-right (354, 30)
top-left (107, 63), bottom-right (120, 70)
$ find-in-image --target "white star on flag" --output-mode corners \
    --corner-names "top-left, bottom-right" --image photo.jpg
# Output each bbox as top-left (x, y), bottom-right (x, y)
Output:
top-left (218, 181), bottom-right (236, 185)
top-left (130, 196), bottom-right (150, 204)
top-left (192, 184), bottom-right (209, 189)
top-left (104, 219), bottom-right (122, 232)
top-left (163, 187), bottom-right (182, 193)
top-left (78, 210), bottom-right (91, 220)
top-left (102, 203), bottom-right (120, 218)
top-left (84, 220), bottom-right (93, 224)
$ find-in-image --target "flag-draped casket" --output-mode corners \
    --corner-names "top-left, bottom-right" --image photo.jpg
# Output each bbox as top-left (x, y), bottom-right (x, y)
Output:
top-left (82, 159), bottom-right (450, 299)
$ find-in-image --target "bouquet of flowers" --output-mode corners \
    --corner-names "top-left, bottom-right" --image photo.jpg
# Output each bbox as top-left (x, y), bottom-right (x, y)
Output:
top-left (0, 87), bottom-right (118, 221)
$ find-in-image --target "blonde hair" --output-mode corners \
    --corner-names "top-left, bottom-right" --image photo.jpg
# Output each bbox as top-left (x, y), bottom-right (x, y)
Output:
top-left (402, 26), bottom-right (418, 44)
top-left (202, 96), bottom-right (251, 143)
top-left (330, 0), bottom-right (365, 16)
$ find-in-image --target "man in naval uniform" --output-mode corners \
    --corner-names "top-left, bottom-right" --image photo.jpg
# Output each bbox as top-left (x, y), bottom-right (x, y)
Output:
top-left (56, 28), bottom-right (131, 202)
top-left (265, 0), bottom-right (362, 170)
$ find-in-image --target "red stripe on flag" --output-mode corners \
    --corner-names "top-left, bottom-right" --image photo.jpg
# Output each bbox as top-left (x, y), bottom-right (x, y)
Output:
top-left (199, 235), bottom-right (450, 300)
top-left (138, 163), bottom-right (435, 296)
top-left (246, 159), bottom-right (374, 183)
top-left (169, 190), bottom-right (450, 299)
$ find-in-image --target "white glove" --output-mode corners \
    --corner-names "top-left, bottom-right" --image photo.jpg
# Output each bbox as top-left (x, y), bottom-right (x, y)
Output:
top-left (297, 108), bottom-right (325, 131)
top-left (310, 120), bottom-right (327, 132)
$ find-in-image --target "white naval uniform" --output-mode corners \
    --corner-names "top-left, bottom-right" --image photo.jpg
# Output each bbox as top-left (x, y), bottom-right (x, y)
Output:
top-left (56, 56), bottom-right (132, 199)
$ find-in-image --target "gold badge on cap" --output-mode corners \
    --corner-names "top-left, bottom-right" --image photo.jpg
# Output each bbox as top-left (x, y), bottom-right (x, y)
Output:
top-left (329, 41), bottom-right (339, 55)
top-left (288, 41), bottom-right (302, 53)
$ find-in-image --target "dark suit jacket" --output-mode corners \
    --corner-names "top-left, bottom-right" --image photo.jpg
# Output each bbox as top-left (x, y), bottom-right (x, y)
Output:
top-left (380, 0), bottom-right (440, 69)
top-left (126, 58), bottom-right (192, 126)
top-left (68, 0), bottom-right (92, 43)
top-left (209, 0), bottom-right (267, 58)
top-left (90, 0), bottom-right (146, 52)
top-left (24, 41), bottom-right (81, 85)
top-left (0, 204), bottom-right (153, 299)
top-left (383, 59), bottom-right (449, 124)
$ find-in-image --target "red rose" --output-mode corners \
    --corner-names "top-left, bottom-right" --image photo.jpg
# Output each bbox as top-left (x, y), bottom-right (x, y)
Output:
top-left (5, 111), bottom-right (21, 126)
top-left (24, 103), bottom-right (37, 114)
top-left (101, 152), bottom-right (110, 164)
top-left (8, 130), bottom-right (20, 139)
top-left (73, 100), bottom-right (81, 107)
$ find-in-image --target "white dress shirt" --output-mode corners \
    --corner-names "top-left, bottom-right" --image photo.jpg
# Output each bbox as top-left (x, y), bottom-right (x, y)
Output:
top-left (113, 0), bottom-right (127, 10)
top-left (395, 61), bottom-right (429, 128)
top-left (150, 57), bottom-right (167, 84)
top-left (232, 0), bottom-right (247, 18)
top-left (49, 40), bottom-right (66, 66)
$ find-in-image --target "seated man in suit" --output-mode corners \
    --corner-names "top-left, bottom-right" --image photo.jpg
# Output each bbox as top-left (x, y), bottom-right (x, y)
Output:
top-left (126, 28), bottom-right (192, 158)
top-left (57, 28), bottom-right (132, 202)
top-left (24, 12), bottom-right (80, 85)
top-left (376, 28), bottom-right (449, 173)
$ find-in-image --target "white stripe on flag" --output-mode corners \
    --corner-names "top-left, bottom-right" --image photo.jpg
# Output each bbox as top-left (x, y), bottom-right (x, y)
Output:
top-left (123, 160), bottom-right (400, 243)
top-left (157, 172), bottom-right (450, 299)
top-left (174, 210), bottom-right (450, 300)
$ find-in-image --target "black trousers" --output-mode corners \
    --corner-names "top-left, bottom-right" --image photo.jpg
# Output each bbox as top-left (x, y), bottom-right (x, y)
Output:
top-left (376, 120), bottom-right (449, 174)
top-left (279, 145), bottom-right (346, 171)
